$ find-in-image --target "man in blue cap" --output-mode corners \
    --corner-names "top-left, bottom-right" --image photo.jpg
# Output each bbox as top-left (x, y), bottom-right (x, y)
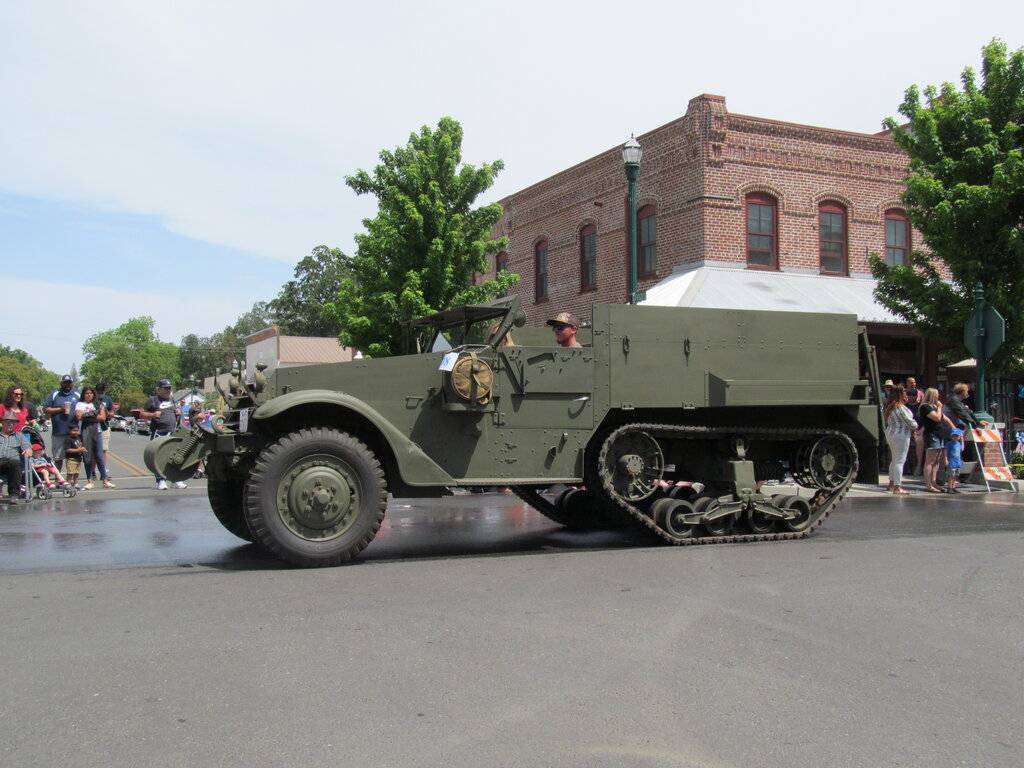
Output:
top-left (139, 378), bottom-right (185, 490)
top-left (43, 374), bottom-right (80, 472)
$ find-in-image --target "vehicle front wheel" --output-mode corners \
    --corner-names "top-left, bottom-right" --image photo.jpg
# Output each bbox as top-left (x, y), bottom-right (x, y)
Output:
top-left (245, 428), bottom-right (388, 567)
top-left (206, 457), bottom-right (254, 542)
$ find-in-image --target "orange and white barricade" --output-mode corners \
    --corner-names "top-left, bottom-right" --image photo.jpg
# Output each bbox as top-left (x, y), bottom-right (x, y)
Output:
top-left (969, 426), bottom-right (1014, 491)
top-left (971, 428), bottom-right (1002, 444)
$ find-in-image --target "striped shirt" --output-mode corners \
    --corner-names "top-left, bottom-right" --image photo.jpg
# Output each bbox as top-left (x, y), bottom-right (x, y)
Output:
top-left (885, 405), bottom-right (917, 437)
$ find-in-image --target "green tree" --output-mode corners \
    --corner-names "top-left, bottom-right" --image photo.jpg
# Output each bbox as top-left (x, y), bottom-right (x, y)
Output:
top-left (176, 302), bottom-right (274, 381)
top-left (178, 333), bottom-right (207, 382)
top-left (0, 345), bottom-right (59, 402)
top-left (232, 301), bottom-right (273, 337)
top-left (80, 317), bottom-right (180, 398)
top-left (115, 388), bottom-right (147, 414)
top-left (329, 117), bottom-right (519, 357)
top-left (871, 40), bottom-right (1024, 370)
top-left (204, 302), bottom-right (274, 375)
top-left (269, 245), bottom-right (351, 337)
top-left (0, 351), bottom-right (59, 404)
top-left (0, 345), bottom-right (43, 369)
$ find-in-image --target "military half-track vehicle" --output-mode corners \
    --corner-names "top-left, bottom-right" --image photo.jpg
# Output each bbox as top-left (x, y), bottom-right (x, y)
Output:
top-left (146, 296), bottom-right (880, 567)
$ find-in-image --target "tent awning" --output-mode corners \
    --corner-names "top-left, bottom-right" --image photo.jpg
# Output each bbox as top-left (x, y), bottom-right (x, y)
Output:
top-left (640, 265), bottom-right (906, 324)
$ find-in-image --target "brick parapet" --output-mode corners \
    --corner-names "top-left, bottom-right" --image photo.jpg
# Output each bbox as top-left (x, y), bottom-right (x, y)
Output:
top-left (489, 93), bottom-right (935, 326)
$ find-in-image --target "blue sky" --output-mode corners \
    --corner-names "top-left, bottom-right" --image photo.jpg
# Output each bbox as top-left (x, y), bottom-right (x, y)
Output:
top-left (2, 1), bottom-right (1021, 375)
top-left (0, 193), bottom-right (293, 372)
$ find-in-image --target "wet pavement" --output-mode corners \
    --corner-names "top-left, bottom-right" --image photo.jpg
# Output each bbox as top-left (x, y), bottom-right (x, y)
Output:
top-left (2, 490), bottom-right (1022, 768)
top-left (1, 489), bottom-right (1022, 573)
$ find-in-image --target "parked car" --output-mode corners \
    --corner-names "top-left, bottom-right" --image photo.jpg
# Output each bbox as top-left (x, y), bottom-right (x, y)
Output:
top-left (109, 415), bottom-right (130, 431)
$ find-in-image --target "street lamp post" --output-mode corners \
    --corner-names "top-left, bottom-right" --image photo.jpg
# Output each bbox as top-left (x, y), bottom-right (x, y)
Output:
top-left (623, 136), bottom-right (642, 304)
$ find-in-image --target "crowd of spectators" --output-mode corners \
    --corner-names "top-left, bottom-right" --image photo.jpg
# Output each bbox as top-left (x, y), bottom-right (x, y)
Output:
top-left (882, 377), bottom-right (988, 495)
top-left (0, 375), bottom-right (203, 500)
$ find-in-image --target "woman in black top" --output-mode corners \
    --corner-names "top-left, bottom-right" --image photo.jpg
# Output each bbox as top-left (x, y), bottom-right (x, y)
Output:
top-left (77, 387), bottom-right (114, 489)
top-left (919, 387), bottom-right (957, 493)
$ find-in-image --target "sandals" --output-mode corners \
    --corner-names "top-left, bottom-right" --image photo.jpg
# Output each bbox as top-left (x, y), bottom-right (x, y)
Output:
top-left (892, 488), bottom-right (911, 495)
top-left (925, 486), bottom-right (946, 494)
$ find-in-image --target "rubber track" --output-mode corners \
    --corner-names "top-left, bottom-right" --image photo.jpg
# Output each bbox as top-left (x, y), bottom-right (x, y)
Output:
top-left (595, 423), bottom-right (859, 546)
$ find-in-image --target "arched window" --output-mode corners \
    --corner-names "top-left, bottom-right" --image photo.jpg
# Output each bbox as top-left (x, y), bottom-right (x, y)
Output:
top-left (580, 224), bottom-right (597, 291)
top-left (818, 201), bottom-right (847, 275)
top-left (534, 239), bottom-right (549, 302)
top-left (637, 205), bottom-right (656, 277)
top-left (495, 251), bottom-right (509, 273)
top-left (745, 193), bottom-right (777, 269)
top-left (884, 210), bottom-right (909, 266)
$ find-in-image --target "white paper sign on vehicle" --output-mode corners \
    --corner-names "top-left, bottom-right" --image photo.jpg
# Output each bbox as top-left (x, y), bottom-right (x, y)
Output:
top-left (438, 352), bottom-right (460, 372)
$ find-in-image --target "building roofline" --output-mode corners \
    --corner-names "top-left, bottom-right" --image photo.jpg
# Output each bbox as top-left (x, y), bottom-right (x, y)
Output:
top-left (498, 94), bottom-right (897, 206)
top-left (727, 111), bottom-right (895, 143)
top-left (498, 113), bottom-right (688, 205)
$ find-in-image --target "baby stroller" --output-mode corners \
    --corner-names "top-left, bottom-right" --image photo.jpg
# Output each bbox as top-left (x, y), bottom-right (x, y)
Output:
top-left (22, 426), bottom-right (77, 500)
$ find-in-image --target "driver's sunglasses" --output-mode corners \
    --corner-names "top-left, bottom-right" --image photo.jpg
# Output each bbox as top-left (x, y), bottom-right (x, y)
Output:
top-left (552, 323), bottom-right (571, 331)
top-left (13, 391), bottom-right (23, 396)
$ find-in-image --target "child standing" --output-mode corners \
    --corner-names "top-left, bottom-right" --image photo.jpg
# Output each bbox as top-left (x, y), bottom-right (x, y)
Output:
top-left (945, 427), bottom-right (964, 493)
top-left (64, 424), bottom-right (86, 488)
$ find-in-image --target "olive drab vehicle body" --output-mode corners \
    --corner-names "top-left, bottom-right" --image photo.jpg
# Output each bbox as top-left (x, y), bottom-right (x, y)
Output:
top-left (147, 296), bottom-right (881, 567)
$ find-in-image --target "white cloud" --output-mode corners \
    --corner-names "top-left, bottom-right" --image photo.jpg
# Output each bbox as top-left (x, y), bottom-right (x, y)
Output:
top-left (1, 1), bottom-right (1021, 266)
top-left (1, 278), bottom-right (256, 375)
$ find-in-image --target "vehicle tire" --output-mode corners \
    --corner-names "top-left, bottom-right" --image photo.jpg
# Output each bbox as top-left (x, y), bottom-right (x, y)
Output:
top-left (206, 459), bottom-right (254, 543)
top-left (244, 428), bottom-right (387, 567)
top-left (555, 487), bottom-right (606, 530)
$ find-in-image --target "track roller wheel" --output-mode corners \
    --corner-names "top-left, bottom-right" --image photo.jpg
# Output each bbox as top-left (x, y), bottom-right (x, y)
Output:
top-left (745, 505), bottom-right (777, 535)
top-left (780, 495), bottom-right (813, 532)
top-left (695, 496), bottom-right (734, 536)
top-left (650, 497), bottom-right (697, 540)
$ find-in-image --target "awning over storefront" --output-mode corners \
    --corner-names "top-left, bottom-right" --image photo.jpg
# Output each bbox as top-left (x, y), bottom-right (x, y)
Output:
top-left (948, 358), bottom-right (977, 368)
top-left (640, 265), bottom-right (906, 324)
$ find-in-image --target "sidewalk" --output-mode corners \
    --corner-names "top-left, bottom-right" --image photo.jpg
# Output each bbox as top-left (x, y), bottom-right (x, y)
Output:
top-left (851, 473), bottom-right (1002, 497)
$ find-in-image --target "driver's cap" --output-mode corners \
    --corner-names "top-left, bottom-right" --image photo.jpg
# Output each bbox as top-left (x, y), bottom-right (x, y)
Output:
top-left (545, 311), bottom-right (579, 329)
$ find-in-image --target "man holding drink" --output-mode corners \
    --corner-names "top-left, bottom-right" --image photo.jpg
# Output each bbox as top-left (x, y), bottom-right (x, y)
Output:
top-left (44, 374), bottom-right (80, 472)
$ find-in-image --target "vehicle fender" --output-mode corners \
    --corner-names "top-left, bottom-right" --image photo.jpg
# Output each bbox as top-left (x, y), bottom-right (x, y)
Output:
top-left (251, 390), bottom-right (454, 486)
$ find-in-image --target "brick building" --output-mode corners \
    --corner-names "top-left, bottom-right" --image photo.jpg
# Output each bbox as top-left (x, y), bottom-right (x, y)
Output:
top-left (488, 93), bottom-right (937, 381)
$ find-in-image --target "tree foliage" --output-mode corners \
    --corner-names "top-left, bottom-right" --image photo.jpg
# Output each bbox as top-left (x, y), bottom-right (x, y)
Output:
top-left (329, 117), bottom-right (518, 357)
top-left (269, 245), bottom-right (351, 337)
top-left (0, 347), bottom-right (59, 404)
top-left (871, 40), bottom-right (1024, 370)
top-left (116, 388), bottom-right (147, 413)
top-left (176, 302), bottom-right (273, 381)
top-left (80, 317), bottom-right (180, 397)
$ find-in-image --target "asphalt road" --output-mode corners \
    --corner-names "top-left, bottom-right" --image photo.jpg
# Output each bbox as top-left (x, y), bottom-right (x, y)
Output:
top-left (1, 492), bottom-right (1021, 768)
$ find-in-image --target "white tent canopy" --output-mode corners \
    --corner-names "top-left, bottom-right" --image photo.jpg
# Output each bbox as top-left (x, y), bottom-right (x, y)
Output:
top-left (640, 265), bottom-right (905, 324)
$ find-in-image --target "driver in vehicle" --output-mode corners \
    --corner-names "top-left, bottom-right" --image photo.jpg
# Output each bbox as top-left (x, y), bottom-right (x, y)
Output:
top-left (546, 312), bottom-right (581, 348)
